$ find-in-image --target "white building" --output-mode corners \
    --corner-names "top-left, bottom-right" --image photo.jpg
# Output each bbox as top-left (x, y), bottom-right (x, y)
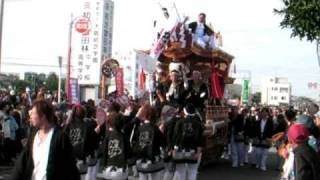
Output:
top-left (70, 0), bottom-right (114, 101)
top-left (102, 0), bottom-right (114, 58)
top-left (113, 50), bottom-right (156, 99)
top-left (261, 77), bottom-right (291, 106)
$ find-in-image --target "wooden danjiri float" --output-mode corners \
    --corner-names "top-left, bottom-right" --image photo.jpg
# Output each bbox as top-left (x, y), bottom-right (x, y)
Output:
top-left (151, 20), bottom-right (235, 164)
top-left (99, 8), bottom-right (236, 164)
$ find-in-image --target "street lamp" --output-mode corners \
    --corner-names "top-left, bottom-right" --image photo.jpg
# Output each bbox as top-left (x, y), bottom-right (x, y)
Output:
top-left (66, 14), bottom-right (91, 103)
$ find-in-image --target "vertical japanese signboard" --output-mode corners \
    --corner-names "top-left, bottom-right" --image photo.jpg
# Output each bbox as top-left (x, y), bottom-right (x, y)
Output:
top-left (70, 78), bottom-right (80, 104)
top-left (71, 0), bottom-right (103, 85)
top-left (242, 79), bottom-right (249, 104)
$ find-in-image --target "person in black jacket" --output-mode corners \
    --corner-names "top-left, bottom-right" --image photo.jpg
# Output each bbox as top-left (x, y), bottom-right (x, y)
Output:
top-left (11, 99), bottom-right (79, 180)
top-left (185, 71), bottom-right (208, 112)
top-left (188, 13), bottom-right (215, 49)
top-left (165, 70), bottom-right (186, 108)
top-left (132, 103), bottom-right (166, 180)
top-left (230, 108), bottom-right (248, 168)
top-left (162, 106), bottom-right (182, 180)
top-left (173, 104), bottom-right (204, 180)
top-left (288, 123), bottom-right (320, 180)
top-left (64, 104), bottom-right (96, 178)
top-left (243, 109), bottom-right (257, 165)
top-left (252, 107), bottom-right (273, 171)
top-left (99, 113), bottom-right (131, 180)
top-left (83, 104), bottom-right (100, 180)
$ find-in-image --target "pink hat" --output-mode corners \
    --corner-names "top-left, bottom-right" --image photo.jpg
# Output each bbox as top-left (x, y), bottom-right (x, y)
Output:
top-left (288, 123), bottom-right (309, 144)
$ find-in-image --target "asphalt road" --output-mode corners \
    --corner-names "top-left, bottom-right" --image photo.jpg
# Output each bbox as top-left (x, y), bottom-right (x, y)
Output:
top-left (198, 149), bottom-right (280, 180)
top-left (1, 150), bottom-right (281, 180)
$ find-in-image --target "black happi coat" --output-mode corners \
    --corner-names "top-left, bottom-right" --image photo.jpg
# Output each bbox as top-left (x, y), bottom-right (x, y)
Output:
top-left (188, 22), bottom-right (214, 36)
top-left (252, 119), bottom-right (274, 148)
top-left (294, 143), bottom-right (320, 180)
top-left (185, 80), bottom-right (208, 110)
top-left (164, 115), bottom-right (182, 150)
top-left (11, 126), bottom-right (80, 180)
top-left (231, 114), bottom-right (245, 143)
top-left (166, 81), bottom-right (186, 108)
top-left (103, 130), bottom-right (131, 169)
top-left (132, 121), bottom-right (166, 161)
top-left (173, 115), bottom-right (204, 151)
top-left (64, 118), bottom-right (93, 161)
top-left (243, 115), bottom-right (257, 142)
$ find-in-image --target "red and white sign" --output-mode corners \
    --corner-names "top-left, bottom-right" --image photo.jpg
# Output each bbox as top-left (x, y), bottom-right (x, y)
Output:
top-left (115, 68), bottom-right (124, 96)
top-left (70, 1), bottom-right (104, 85)
top-left (75, 18), bottom-right (91, 34)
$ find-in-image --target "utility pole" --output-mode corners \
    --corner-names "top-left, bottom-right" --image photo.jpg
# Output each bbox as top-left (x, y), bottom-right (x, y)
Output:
top-left (58, 56), bottom-right (62, 103)
top-left (66, 14), bottom-right (74, 103)
top-left (0, 0), bottom-right (5, 73)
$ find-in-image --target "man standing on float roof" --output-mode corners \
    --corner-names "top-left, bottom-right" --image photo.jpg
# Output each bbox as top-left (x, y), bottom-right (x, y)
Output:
top-left (188, 13), bottom-right (216, 49)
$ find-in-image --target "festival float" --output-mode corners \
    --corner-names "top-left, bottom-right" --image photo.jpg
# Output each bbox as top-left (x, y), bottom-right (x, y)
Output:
top-left (149, 14), bottom-right (235, 165)
top-left (100, 11), bottom-right (235, 164)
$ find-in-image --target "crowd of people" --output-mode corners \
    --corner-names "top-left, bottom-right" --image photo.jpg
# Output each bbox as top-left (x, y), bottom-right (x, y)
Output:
top-left (227, 105), bottom-right (320, 180)
top-left (0, 83), bottom-right (205, 180)
top-left (1, 67), bottom-right (320, 180)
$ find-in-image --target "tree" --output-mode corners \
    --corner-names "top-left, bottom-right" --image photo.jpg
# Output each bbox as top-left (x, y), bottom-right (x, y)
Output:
top-left (252, 92), bottom-right (261, 105)
top-left (24, 72), bottom-right (45, 91)
top-left (45, 72), bottom-right (58, 92)
top-left (274, 0), bottom-right (320, 65)
top-left (12, 80), bottom-right (31, 93)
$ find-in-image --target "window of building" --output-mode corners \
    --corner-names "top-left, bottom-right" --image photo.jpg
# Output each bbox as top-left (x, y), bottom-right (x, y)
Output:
top-left (274, 96), bottom-right (278, 100)
top-left (280, 88), bottom-right (288, 93)
top-left (274, 87), bottom-right (278, 91)
top-left (281, 96), bottom-right (286, 100)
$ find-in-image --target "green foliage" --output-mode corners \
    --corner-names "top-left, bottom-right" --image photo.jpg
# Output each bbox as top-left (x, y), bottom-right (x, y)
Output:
top-left (12, 80), bottom-right (31, 93)
top-left (45, 72), bottom-right (58, 92)
top-left (274, 0), bottom-right (320, 42)
top-left (23, 72), bottom-right (46, 90)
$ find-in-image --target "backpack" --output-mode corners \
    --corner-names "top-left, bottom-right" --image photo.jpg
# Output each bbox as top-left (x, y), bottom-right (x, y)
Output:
top-left (106, 130), bottom-right (126, 168)
top-left (134, 123), bottom-right (155, 160)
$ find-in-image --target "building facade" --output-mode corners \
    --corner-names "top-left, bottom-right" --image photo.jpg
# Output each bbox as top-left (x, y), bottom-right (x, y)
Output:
top-left (113, 50), bottom-right (156, 99)
top-left (102, 0), bottom-right (114, 58)
top-left (70, 0), bottom-right (114, 101)
top-left (261, 77), bottom-right (291, 106)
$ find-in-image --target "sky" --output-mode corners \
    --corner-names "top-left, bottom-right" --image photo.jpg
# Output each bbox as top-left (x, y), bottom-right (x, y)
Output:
top-left (2, 0), bottom-right (320, 99)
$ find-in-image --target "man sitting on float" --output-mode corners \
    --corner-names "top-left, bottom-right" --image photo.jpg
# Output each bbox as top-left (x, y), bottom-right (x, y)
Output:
top-left (188, 13), bottom-right (216, 49)
top-left (165, 70), bottom-right (186, 108)
top-left (185, 70), bottom-right (208, 113)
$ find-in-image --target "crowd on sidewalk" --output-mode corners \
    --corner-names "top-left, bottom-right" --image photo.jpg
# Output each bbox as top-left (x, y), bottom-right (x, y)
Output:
top-left (226, 105), bottom-right (320, 180)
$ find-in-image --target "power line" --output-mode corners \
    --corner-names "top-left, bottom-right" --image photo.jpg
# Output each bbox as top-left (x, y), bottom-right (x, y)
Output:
top-left (3, 56), bottom-right (61, 61)
top-left (1, 62), bottom-right (72, 68)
